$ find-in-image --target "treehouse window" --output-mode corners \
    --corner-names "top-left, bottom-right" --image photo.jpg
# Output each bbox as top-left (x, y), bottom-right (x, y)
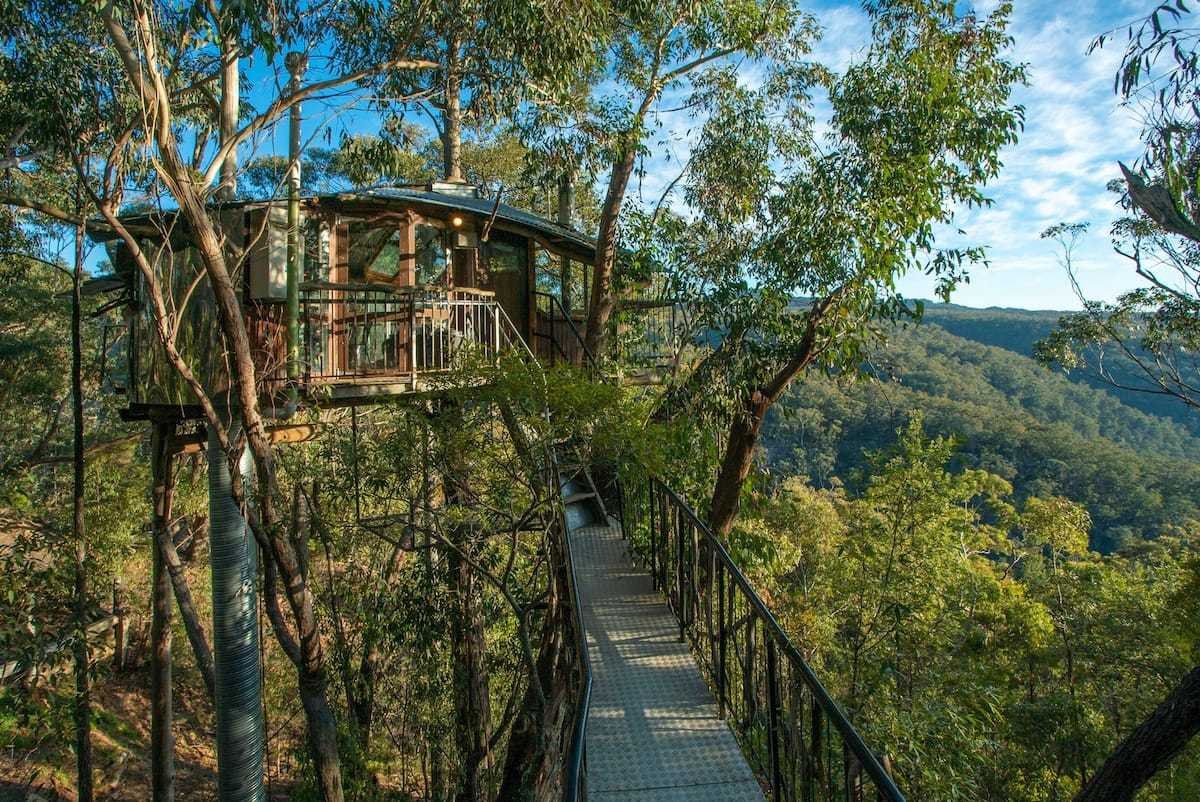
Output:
top-left (565, 259), bottom-right (589, 316)
top-left (415, 223), bottom-right (448, 285)
top-left (535, 247), bottom-right (560, 297)
top-left (348, 221), bottom-right (403, 283)
top-left (303, 216), bottom-right (329, 282)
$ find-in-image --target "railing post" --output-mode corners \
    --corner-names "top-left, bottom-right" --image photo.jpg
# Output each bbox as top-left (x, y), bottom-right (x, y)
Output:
top-left (409, 293), bottom-right (417, 381)
top-left (809, 702), bottom-right (823, 802)
top-left (767, 638), bottom-right (783, 802)
top-left (717, 559), bottom-right (727, 719)
top-left (676, 507), bottom-right (685, 642)
top-left (492, 302), bottom-right (500, 360)
top-left (648, 477), bottom-right (657, 590)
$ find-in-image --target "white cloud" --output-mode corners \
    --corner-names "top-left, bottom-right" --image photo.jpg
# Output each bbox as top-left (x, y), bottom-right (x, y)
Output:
top-left (626, 1), bottom-right (1154, 310)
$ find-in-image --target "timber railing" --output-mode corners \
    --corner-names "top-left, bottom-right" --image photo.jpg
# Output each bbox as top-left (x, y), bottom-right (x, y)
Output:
top-left (615, 472), bottom-right (906, 802)
top-left (532, 290), bottom-right (598, 375)
top-left (297, 283), bottom-right (522, 385)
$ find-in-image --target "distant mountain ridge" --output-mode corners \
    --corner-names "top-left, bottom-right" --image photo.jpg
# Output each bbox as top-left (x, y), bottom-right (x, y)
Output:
top-left (763, 309), bottom-right (1200, 552)
top-left (916, 302), bottom-right (1199, 435)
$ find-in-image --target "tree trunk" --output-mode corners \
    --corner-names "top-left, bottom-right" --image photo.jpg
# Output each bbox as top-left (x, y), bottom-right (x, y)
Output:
top-left (71, 215), bottom-right (94, 802)
top-left (102, 9), bottom-right (346, 798)
top-left (157, 521), bottom-right (216, 700)
top-left (111, 578), bottom-right (126, 671)
top-left (218, 18), bottom-right (238, 201)
top-left (348, 543), bottom-right (405, 753)
top-left (432, 740), bottom-right (450, 802)
top-left (150, 420), bottom-right (175, 802)
top-left (708, 393), bottom-right (770, 538)
top-left (496, 529), bottom-right (574, 801)
top-left (351, 638), bottom-right (380, 752)
top-left (442, 44), bottom-right (464, 183)
top-left (448, 536), bottom-right (491, 802)
top-left (165, 112), bottom-right (346, 802)
top-left (583, 145), bottom-right (638, 357)
top-left (299, 669), bottom-right (345, 802)
top-left (705, 311), bottom-right (825, 538)
top-left (1075, 666), bottom-right (1200, 802)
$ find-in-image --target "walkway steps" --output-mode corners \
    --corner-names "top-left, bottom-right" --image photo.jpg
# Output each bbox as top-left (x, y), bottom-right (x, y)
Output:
top-left (569, 521), bottom-right (765, 802)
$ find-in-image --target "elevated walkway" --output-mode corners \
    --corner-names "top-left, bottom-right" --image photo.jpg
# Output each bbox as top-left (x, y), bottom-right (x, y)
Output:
top-left (556, 467), bottom-right (903, 802)
top-left (568, 518), bottom-right (764, 801)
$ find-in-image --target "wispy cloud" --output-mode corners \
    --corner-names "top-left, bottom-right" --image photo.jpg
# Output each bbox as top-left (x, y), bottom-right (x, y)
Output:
top-left (638, 1), bottom-right (1154, 311)
top-left (896, 0), bottom-right (1149, 309)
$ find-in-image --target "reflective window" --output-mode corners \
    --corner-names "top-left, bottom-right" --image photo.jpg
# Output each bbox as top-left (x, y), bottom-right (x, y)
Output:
top-left (303, 216), bottom-right (327, 282)
top-left (489, 239), bottom-right (525, 276)
top-left (415, 223), bottom-right (448, 285)
top-left (348, 221), bottom-right (402, 282)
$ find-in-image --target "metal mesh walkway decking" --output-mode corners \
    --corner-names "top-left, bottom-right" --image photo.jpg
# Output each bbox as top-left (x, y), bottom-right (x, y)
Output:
top-left (570, 521), bottom-right (765, 802)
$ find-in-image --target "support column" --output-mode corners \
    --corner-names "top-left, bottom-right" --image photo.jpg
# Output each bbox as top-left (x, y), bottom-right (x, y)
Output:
top-left (150, 420), bottom-right (176, 802)
top-left (207, 420), bottom-right (266, 802)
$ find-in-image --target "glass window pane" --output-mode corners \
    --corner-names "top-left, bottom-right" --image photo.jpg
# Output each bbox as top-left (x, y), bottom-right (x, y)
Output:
top-left (534, 247), bottom-right (560, 296)
top-left (348, 221), bottom-right (402, 282)
top-left (415, 223), bottom-right (448, 285)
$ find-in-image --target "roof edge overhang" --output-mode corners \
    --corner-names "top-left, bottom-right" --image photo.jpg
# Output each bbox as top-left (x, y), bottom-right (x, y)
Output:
top-left (88, 185), bottom-right (598, 263)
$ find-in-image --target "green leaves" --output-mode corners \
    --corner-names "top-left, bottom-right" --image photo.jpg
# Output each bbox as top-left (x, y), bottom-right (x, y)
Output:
top-left (655, 1), bottom-right (1025, 448)
top-left (733, 413), bottom-right (1198, 801)
top-left (1021, 495), bottom-right (1093, 558)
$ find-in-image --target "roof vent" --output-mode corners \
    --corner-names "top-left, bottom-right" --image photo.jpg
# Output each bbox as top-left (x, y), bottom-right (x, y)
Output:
top-left (429, 180), bottom-right (483, 198)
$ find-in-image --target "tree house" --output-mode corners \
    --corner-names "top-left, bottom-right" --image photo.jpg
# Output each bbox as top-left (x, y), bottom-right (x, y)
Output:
top-left (93, 183), bottom-right (676, 419)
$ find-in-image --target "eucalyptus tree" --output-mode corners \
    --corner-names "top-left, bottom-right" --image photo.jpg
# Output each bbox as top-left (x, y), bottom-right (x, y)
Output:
top-left (515, 0), bottom-right (813, 356)
top-left (0, 7), bottom-right (132, 798)
top-left (1036, 6), bottom-right (1200, 798)
top-left (336, 0), bottom-right (608, 182)
top-left (2, 2), bottom-right (441, 799)
top-left (649, 1), bottom-right (1025, 539)
top-left (1037, 3), bottom-right (1200, 413)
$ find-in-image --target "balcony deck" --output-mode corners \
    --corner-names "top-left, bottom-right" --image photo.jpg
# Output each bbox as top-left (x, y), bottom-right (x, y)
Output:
top-left (569, 519), bottom-right (764, 801)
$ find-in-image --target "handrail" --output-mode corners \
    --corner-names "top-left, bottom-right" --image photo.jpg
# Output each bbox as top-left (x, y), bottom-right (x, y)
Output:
top-left (618, 472), bottom-right (906, 802)
top-left (532, 290), bottom-right (599, 374)
top-left (299, 280), bottom-right (496, 299)
top-left (296, 285), bottom-right (516, 384)
top-left (554, 454), bottom-right (593, 801)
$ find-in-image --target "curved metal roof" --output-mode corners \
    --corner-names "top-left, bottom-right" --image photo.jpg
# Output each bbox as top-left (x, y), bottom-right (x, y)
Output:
top-left (335, 186), bottom-right (597, 260)
top-left (89, 184), bottom-right (598, 261)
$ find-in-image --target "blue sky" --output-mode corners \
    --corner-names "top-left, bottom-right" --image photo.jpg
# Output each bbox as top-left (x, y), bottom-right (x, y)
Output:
top-left (813, 0), bottom-right (1153, 311)
top-left (242, 0), bottom-right (1154, 312)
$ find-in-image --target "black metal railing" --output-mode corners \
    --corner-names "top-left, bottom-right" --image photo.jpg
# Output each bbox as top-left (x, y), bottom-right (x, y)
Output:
top-left (298, 283), bottom-right (522, 385)
top-left (532, 290), bottom-right (598, 374)
top-left (540, 444), bottom-right (593, 802)
top-left (616, 472), bottom-right (905, 802)
top-left (555, 459), bottom-right (593, 801)
top-left (612, 298), bottom-right (685, 368)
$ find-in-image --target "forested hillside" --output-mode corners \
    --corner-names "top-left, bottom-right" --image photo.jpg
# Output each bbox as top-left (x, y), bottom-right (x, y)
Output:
top-left (762, 320), bottom-right (1200, 553)
top-left (921, 304), bottom-right (1200, 434)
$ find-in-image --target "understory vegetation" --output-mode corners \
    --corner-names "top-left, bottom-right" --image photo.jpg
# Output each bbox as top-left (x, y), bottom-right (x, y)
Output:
top-left (733, 416), bottom-right (1199, 801)
top-left (2, 0), bottom-right (1199, 800)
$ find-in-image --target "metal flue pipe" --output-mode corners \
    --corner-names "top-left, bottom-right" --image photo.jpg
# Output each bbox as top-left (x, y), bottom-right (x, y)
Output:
top-left (208, 421), bottom-right (265, 802)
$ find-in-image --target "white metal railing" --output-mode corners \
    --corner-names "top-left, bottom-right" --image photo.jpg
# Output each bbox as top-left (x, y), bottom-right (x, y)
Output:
top-left (298, 283), bottom-right (523, 385)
